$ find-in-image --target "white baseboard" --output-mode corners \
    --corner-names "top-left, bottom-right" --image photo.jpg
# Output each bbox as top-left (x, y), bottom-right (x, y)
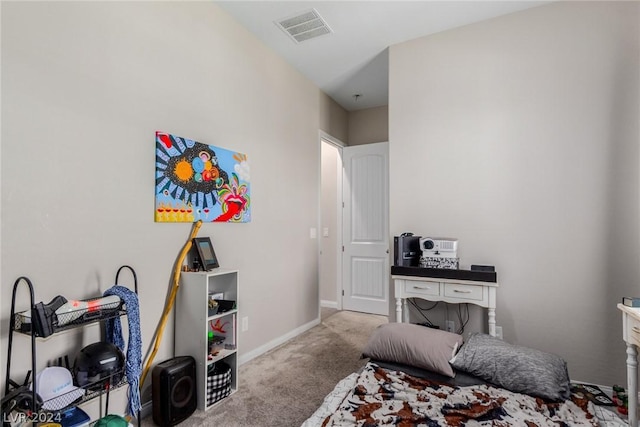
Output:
top-left (238, 317), bottom-right (321, 366)
top-left (321, 300), bottom-right (338, 309)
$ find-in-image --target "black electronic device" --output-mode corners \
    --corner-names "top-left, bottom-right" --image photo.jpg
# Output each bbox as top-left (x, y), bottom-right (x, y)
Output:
top-left (215, 300), bottom-right (236, 313)
top-left (192, 237), bottom-right (219, 271)
top-left (393, 234), bottom-right (422, 267)
top-left (152, 356), bottom-right (197, 427)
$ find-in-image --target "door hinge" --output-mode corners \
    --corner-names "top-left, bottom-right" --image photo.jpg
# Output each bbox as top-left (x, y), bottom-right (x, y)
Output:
top-left (342, 290), bottom-right (344, 296)
top-left (342, 202), bottom-right (344, 208)
top-left (342, 246), bottom-right (344, 252)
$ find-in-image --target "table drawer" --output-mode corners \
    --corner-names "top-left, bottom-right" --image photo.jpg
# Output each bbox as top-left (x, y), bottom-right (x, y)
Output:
top-left (629, 316), bottom-right (640, 347)
top-left (404, 281), bottom-right (439, 297)
top-left (444, 283), bottom-right (483, 301)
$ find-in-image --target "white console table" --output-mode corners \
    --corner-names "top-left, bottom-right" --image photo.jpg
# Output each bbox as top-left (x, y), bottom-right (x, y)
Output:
top-left (619, 303), bottom-right (640, 427)
top-left (392, 274), bottom-right (499, 336)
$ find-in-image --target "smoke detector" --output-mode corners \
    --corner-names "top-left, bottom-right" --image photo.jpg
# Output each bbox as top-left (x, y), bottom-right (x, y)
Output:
top-left (275, 9), bottom-right (333, 43)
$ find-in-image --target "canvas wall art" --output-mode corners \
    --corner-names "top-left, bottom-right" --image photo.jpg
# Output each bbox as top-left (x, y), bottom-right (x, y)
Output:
top-left (155, 131), bottom-right (251, 223)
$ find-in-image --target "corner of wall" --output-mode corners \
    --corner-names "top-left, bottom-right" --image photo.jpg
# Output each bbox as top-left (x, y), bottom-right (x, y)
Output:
top-left (348, 106), bottom-right (389, 146)
top-left (319, 91), bottom-right (349, 144)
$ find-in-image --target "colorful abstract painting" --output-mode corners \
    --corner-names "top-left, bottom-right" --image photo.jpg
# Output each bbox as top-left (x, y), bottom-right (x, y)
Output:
top-left (155, 131), bottom-right (250, 223)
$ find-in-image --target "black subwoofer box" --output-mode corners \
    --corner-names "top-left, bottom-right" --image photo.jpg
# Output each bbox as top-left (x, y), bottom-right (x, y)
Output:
top-left (152, 356), bottom-right (197, 427)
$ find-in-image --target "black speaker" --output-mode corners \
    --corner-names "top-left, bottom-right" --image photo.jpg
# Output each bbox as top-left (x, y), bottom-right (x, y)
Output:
top-left (394, 234), bottom-right (422, 267)
top-left (152, 356), bottom-right (197, 427)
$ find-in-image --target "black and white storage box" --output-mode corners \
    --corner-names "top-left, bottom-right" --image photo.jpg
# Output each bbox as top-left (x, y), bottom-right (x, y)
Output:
top-left (207, 361), bottom-right (231, 406)
top-left (420, 256), bottom-right (459, 270)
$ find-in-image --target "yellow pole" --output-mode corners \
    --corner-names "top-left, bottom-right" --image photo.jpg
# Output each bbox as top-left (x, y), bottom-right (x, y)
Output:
top-left (140, 220), bottom-right (203, 389)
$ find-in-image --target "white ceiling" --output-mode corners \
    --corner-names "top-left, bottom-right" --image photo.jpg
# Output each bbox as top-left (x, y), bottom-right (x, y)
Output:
top-left (215, 1), bottom-right (548, 111)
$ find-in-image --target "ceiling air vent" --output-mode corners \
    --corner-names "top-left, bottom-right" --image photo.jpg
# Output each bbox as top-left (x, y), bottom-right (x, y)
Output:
top-left (276, 9), bottom-right (332, 43)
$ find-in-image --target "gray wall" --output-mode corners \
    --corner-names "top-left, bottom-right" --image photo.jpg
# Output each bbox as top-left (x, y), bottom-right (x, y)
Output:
top-left (349, 106), bottom-right (389, 146)
top-left (389, 1), bottom-right (639, 386)
top-left (1, 1), bottom-right (347, 413)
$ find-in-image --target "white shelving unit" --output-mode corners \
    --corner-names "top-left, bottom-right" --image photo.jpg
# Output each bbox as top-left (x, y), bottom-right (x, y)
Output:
top-left (175, 269), bottom-right (238, 411)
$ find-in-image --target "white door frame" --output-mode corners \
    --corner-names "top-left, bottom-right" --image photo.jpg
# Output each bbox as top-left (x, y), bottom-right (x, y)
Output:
top-left (318, 131), bottom-right (345, 311)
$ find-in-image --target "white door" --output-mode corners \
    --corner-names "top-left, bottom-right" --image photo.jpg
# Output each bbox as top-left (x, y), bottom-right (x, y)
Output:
top-left (342, 142), bottom-right (389, 315)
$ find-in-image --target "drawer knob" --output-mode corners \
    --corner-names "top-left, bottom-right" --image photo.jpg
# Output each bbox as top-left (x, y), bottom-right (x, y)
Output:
top-left (453, 289), bottom-right (472, 294)
top-left (633, 326), bottom-right (640, 334)
top-left (413, 286), bottom-right (430, 290)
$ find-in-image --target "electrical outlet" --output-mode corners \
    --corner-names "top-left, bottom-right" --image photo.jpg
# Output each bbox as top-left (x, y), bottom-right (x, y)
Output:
top-left (445, 320), bottom-right (455, 333)
top-left (242, 316), bottom-right (249, 332)
top-left (495, 326), bottom-right (503, 339)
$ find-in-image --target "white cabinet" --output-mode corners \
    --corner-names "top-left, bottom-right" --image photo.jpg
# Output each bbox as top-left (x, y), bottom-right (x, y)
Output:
top-left (175, 269), bottom-right (238, 410)
top-left (392, 275), bottom-right (498, 336)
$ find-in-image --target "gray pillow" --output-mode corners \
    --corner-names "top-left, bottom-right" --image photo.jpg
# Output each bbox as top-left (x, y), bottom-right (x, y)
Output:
top-left (450, 333), bottom-right (570, 401)
top-left (362, 323), bottom-right (463, 377)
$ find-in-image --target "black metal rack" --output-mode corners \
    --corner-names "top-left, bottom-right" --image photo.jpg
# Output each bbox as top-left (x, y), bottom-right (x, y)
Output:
top-left (4, 265), bottom-right (141, 425)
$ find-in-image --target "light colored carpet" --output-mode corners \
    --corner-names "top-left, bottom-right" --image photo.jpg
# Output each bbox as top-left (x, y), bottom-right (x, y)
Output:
top-left (142, 309), bottom-right (387, 427)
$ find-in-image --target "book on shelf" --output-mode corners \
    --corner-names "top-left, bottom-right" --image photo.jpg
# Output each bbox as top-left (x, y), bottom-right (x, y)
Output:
top-left (570, 383), bottom-right (614, 406)
top-left (622, 297), bottom-right (640, 307)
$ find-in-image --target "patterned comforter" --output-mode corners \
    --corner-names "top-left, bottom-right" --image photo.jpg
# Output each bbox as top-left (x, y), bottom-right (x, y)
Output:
top-left (319, 363), bottom-right (598, 427)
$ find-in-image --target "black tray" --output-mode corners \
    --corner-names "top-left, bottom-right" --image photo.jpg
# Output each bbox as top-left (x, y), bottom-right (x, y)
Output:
top-left (391, 266), bottom-right (497, 283)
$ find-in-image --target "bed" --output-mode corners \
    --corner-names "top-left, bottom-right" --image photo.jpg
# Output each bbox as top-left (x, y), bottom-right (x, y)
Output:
top-left (302, 324), bottom-right (626, 427)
